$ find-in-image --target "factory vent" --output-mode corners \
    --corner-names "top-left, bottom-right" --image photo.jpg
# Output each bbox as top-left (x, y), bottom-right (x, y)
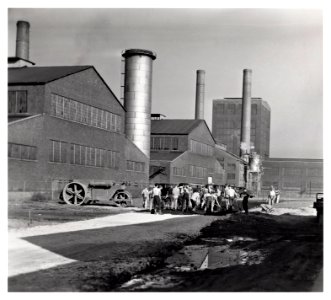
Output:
top-left (121, 49), bottom-right (157, 159)
top-left (240, 68), bottom-right (252, 159)
top-left (195, 69), bottom-right (205, 120)
top-left (8, 20), bottom-right (35, 67)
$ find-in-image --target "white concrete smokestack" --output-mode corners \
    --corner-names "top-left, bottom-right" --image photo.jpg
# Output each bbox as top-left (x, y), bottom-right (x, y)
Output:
top-left (121, 49), bottom-right (157, 159)
top-left (15, 21), bottom-right (30, 61)
top-left (240, 69), bottom-right (252, 158)
top-left (195, 70), bottom-right (205, 120)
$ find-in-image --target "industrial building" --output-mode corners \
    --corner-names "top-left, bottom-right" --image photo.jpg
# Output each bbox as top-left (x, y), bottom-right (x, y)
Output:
top-left (261, 158), bottom-right (323, 198)
top-left (8, 21), bottom-right (152, 199)
top-left (149, 118), bottom-right (226, 186)
top-left (212, 97), bottom-right (271, 158)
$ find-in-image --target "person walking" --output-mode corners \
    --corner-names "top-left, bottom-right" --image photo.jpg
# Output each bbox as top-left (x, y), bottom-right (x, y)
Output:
top-left (182, 185), bottom-right (190, 212)
top-left (141, 187), bottom-right (150, 209)
top-left (152, 184), bottom-right (162, 214)
top-left (171, 185), bottom-right (180, 210)
top-left (228, 186), bottom-right (236, 212)
top-left (268, 186), bottom-right (276, 206)
top-left (190, 189), bottom-right (200, 212)
top-left (240, 189), bottom-right (253, 214)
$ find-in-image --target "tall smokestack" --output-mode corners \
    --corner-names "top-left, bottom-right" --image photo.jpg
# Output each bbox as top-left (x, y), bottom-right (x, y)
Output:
top-left (15, 21), bottom-right (30, 61)
top-left (195, 70), bottom-right (205, 119)
top-left (122, 49), bottom-right (157, 159)
top-left (240, 69), bottom-right (252, 158)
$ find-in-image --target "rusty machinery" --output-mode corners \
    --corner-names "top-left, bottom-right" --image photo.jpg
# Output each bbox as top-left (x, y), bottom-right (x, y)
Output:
top-left (61, 181), bottom-right (132, 206)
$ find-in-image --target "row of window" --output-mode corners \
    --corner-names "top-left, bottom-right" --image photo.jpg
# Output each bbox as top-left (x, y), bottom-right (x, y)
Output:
top-left (8, 91), bottom-right (28, 113)
top-left (262, 180), bottom-right (323, 189)
top-left (214, 103), bottom-right (258, 115)
top-left (151, 136), bottom-right (179, 151)
top-left (214, 120), bottom-right (257, 130)
top-left (49, 140), bottom-right (120, 169)
top-left (190, 140), bottom-right (214, 156)
top-left (126, 160), bottom-right (145, 173)
top-left (264, 167), bottom-right (323, 177)
top-left (8, 143), bottom-right (37, 161)
top-left (173, 166), bottom-right (185, 177)
top-left (50, 94), bottom-right (122, 133)
top-left (189, 165), bottom-right (208, 179)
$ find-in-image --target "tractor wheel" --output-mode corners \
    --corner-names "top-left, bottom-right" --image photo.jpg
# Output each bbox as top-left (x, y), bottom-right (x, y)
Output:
top-left (113, 191), bottom-right (132, 207)
top-left (62, 182), bottom-right (87, 205)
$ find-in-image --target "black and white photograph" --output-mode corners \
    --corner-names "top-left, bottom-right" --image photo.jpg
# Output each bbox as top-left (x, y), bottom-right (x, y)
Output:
top-left (5, 1), bottom-right (325, 293)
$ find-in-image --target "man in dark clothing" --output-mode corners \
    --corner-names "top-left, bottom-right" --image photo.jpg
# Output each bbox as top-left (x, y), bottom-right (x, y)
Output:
top-left (240, 189), bottom-right (253, 214)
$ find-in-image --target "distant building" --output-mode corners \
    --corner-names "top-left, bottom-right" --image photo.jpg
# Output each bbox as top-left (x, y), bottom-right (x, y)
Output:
top-left (149, 119), bottom-right (246, 187)
top-left (149, 119), bottom-right (225, 185)
top-left (261, 157), bottom-right (323, 198)
top-left (214, 144), bottom-right (246, 187)
top-left (8, 66), bottom-right (149, 199)
top-left (212, 98), bottom-right (271, 158)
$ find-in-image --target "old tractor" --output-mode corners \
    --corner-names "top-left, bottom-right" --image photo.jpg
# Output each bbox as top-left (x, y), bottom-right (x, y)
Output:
top-left (61, 181), bottom-right (132, 206)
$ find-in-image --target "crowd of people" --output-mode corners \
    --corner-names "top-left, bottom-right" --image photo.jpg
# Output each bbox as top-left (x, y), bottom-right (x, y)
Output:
top-left (141, 183), bottom-right (254, 215)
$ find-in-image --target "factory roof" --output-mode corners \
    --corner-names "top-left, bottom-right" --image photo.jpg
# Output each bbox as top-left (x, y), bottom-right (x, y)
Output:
top-left (8, 56), bottom-right (35, 65)
top-left (8, 65), bottom-right (125, 110)
top-left (8, 65), bottom-right (92, 85)
top-left (150, 152), bottom-right (184, 161)
top-left (151, 119), bottom-right (204, 135)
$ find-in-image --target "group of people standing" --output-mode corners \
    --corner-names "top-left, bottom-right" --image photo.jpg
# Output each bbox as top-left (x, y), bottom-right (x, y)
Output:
top-left (141, 183), bottom-right (252, 215)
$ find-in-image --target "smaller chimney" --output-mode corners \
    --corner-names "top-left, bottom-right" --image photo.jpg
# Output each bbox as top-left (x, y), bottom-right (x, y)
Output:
top-left (195, 70), bottom-right (205, 119)
top-left (16, 21), bottom-right (30, 61)
top-left (240, 69), bottom-right (252, 158)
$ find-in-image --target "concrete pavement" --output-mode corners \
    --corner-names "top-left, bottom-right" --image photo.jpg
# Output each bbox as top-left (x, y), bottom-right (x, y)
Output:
top-left (8, 212), bottom-right (194, 277)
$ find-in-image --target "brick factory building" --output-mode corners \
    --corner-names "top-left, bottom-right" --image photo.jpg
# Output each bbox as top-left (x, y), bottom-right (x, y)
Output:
top-left (8, 65), bottom-right (149, 199)
top-left (261, 158), bottom-right (323, 199)
top-left (149, 117), bottom-right (246, 187)
top-left (212, 98), bottom-right (271, 158)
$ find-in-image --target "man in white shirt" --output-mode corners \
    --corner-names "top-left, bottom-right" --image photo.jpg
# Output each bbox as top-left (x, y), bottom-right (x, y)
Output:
top-left (172, 185), bottom-right (180, 210)
top-left (152, 184), bottom-right (162, 214)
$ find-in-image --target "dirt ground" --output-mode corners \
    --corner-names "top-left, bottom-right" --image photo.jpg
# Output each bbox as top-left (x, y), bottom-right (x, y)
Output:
top-left (8, 198), bottom-right (143, 229)
top-left (8, 198), bottom-right (323, 292)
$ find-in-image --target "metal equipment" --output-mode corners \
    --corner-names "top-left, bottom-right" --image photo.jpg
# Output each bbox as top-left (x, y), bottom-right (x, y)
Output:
top-left (61, 181), bottom-right (132, 206)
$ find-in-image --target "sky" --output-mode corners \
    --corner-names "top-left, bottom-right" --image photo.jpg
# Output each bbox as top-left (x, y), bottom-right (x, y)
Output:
top-left (7, 8), bottom-right (323, 159)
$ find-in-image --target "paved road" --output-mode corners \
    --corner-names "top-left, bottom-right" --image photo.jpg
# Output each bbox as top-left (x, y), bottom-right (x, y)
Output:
top-left (8, 211), bottom-right (220, 291)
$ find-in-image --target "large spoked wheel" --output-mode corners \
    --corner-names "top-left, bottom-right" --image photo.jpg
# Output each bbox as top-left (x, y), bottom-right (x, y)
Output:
top-left (62, 182), bottom-right (87, 205)
top-left (113, 191), bottom-right (132, 207)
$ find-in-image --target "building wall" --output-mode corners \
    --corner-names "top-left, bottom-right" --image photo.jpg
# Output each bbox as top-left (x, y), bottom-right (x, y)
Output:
top-left (212, 98), bottom-right (271, 158)
top-left (8, 69), bottom-right (148, 199)
top-left (214, 146), bottom-right (246, 187)
top-left (150, 121), bottom-right (225, 186)
top-left (261, 158), bottom-right (323, 198)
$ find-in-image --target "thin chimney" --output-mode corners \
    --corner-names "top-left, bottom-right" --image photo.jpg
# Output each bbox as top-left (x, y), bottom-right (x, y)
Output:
top-left (195, 70), bottom-right (205, 119)
top-left (240, 69), bottom-right (252, 158)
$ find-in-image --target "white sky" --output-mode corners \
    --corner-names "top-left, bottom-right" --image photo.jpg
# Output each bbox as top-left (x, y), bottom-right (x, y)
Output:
top-left (7, 8), bottom-right (323, 159)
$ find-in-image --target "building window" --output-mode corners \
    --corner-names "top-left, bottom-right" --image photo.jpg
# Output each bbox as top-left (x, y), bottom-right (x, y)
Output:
top-left (284, 168), bottom-right (302, 176)
top-left (50, 93), bottom-right (122, 133)
top-left (151, 136), bottom-right (179, 151)
top-left (173, 167), bottom-right (185, 177)
top-left (190, 139), bottom-right (214, 156)
top-left (126, 160), bottom-right (145, 172)
top-left (49, 140), bottom-right (67, 163)
top-left (228, 104), bottom-right (235, 114)
top-left (227, 173), bottom-right (236, 180)
top-left (8, 90), bottom-right (28, 113)
top-left (8, 143), bottom-right (37, 161)
top-left (307, 168), bottom-right (323, 177)
top-left (252, 104), bottom-right (258, 115)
